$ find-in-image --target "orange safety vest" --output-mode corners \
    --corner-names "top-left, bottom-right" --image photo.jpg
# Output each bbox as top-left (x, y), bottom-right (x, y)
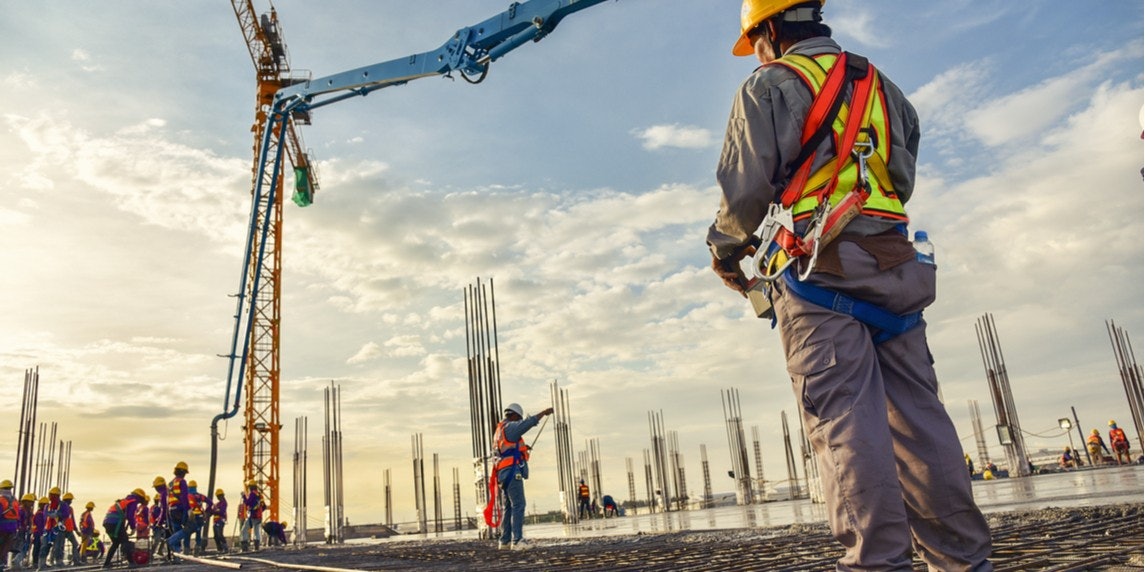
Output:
top-left (493, 421), bottom-right (530, 473)
top-left (0, 494), bottom-right (17, 523)
top-left (168, 477), bottom-right (185, 508)
top-left (1110, 428), bottom-right (1129, 446)
top-left (578, 484), bottom-right (590, 500)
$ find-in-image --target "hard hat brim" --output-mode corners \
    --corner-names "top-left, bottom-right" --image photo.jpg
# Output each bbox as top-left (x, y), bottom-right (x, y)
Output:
top-left (732, 33), bottom-right (755, 56)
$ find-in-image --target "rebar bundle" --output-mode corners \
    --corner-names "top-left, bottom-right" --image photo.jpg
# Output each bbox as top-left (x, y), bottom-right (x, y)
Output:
top-left (464, 278), bottom-right (503, 536)
top-left (781, 410), bottom-right (802, 499)
top-left (550, 381), bottom-right (577, 523)
top-left (322, 383), bottom-right (345, 542)
top-left (292, 416), bottom-right (308, 545)
top-left (699, 444), bottom-right (713, 509)
top-left (647, 410), bottom-right (673, 512)
top-left (1106, 319), bottom-right (1144, 450)
top-left (975, 313), bottom-right (1032, 477)
top-left (969, 399), bottom-right (991, 470)
top-left (411, 433), bottom-right (427, 534)
top-left (721, 388), bottom-right (753, 505)
top-left (751, 426), bottom-right (764, 502)
top-left (14, 367), bottom-right (39, 498)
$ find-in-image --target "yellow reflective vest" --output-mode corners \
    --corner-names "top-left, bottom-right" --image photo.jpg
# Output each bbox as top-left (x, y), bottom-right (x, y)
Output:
top-left (773, 52), bottom-right (907, 223)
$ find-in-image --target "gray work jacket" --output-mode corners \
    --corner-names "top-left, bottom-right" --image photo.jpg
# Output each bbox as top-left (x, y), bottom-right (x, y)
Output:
top-left (707, 37), bottom-right (920, 260)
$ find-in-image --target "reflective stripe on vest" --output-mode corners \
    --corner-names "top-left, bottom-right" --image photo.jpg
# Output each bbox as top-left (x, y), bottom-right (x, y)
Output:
top-left (772, 53), bottom-right (906, 223)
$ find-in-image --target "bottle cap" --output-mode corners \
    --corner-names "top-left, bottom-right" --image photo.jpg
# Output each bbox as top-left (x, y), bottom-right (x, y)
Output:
top-left (913, 230), bottom-right (928, 241)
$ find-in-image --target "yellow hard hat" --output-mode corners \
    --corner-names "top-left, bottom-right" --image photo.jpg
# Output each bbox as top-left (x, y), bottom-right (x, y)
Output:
top-left (732, 0), bottom-right (825, 56)
top-left (49, 486), bottom-right (61, 496)
top-left (153, 476), bottom-right (166, 488)
top-left (131, 488), bottom-right (147, 500)
top-left (188, 480), bottom-right (197, 488)
top-left (215, 489), bottom-right (225, 497)
top-left (175, 461), bottom-right (189, 472)
top-left (20, 494), bottom-right (35, 503)
top-left (246, 479), bottom-right (257, 487)
top-left (63, 492), bottom-right (74, 501)
top-left (38, 497), bottom-right (49, 505)
top-left (1109, 419), bottom-right (1117, 426)
top-left (0, 480), bottom-right (11, 489)
top-left (1092, 429), bottom-right (1100, 435)
top-left (85, 501), bottom-right (95, 509)
top-left (281, 521), bottom-right (288, 528)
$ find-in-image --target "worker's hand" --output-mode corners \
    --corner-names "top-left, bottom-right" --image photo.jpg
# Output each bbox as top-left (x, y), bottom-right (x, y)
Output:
top-left (539, 407), bottom-right (554, 417)
top-left (711, 238), bottom-right (760, 298)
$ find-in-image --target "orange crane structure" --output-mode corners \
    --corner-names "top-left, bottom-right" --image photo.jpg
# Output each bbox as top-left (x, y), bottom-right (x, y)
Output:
top-left (225, 0), bottom-right (318, 522)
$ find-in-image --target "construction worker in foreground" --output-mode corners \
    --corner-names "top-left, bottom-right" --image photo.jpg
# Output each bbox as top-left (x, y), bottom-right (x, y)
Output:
top-left (1087, 429), bottom-right (1111, 465)
top-left (102, 489), bottom-right (144, 569)
top-left (707, 1), bottom-right (993, 569)
top-left (494, 403), bottom-right (553, 550)
top-left (1108, 420), bottom-right (1132, 465)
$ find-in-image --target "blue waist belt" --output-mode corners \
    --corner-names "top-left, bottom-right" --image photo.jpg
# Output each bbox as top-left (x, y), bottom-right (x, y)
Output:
top-left (781, 269), bottom-right (921, 344)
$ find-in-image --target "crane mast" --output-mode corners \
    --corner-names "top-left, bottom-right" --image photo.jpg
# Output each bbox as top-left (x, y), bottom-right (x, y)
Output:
top-left (229, 0), bottom-right (317, 523)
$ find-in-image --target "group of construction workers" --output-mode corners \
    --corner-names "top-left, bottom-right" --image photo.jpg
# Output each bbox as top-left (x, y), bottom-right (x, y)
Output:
top-left (1065, 420), bottom-right (1136, 468)
top-left (0, 461), bottom-right (283, 570)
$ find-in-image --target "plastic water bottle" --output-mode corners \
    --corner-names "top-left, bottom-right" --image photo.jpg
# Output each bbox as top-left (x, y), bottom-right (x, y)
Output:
top-left (913, 230), bottom-right (936, 266)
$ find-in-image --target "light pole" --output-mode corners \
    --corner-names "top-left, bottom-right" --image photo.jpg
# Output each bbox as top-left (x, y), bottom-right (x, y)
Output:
top-left (1058, 418), bottom-right (1077, 468)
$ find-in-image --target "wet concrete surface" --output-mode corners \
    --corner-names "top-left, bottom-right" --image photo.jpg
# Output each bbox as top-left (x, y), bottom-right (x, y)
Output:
top-left (114, 464), bottom-right (1143, 571)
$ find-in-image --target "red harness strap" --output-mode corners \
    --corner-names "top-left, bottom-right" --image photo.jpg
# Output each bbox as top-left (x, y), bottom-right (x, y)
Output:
top-left (774, 53), bottom-right (877, 259)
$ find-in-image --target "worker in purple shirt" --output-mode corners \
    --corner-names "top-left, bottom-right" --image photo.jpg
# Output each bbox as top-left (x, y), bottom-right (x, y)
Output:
top-left (166, 461), bottom-right (192, 554)
top-left (210, 489), bottom-right (229, 553)
top-left (239, 481), bottom-right (264, 551)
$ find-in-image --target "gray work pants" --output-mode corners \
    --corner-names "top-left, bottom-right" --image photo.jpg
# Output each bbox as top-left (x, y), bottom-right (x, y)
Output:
top-left (774, 240), bottom-right (993, 571)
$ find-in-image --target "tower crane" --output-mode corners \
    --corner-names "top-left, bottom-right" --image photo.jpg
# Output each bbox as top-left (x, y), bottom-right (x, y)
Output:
top-left (208, 0), bottom-right (611, 526)
top-left (225, 0), bottom-right (319, 523)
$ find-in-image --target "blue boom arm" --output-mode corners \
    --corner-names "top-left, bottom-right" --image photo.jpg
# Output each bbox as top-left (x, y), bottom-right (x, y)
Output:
top-left (209, 0), bottom-right (612, 493)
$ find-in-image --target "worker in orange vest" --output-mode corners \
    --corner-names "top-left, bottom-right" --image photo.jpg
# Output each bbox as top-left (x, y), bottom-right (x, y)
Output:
top-left (1109, 420), bottom-right (1132, 465)
top-left (577, 480), bottom-right (592, 519)
top-left (78, 501), bottom-right (96, 564)
top-left (493, 403), bottom-right (553, 551)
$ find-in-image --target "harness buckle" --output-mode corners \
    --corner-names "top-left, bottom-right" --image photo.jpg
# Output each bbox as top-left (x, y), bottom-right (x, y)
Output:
top-left (749, 204), bottom-right (797, 284)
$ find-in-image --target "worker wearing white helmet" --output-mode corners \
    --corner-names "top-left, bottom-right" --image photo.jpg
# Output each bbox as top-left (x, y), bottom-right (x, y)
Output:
top-left (491, 402), bottom-right (553, 551)
top-left (708, 1), bottom-right (992, 569)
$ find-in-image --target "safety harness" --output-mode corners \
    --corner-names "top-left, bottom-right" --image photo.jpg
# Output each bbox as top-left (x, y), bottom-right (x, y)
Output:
top-left (749, 50), bottom-right (920, 343)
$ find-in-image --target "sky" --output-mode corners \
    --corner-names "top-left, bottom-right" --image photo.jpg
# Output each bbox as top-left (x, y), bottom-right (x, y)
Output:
top-left (1, 1), bottom-right (1142, 530)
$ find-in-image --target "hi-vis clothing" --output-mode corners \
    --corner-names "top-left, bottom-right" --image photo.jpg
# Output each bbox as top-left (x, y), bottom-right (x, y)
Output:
top-left (708, 36), bottom-right (918, 261)
top-left (770, 52), bottom-right (906, 224)
top-left (708, 37), bottom-right (992, 571)
top-left (494, 418), bottom-right (537, 483)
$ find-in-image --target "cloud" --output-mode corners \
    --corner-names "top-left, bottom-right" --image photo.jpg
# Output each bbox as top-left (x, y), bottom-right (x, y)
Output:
top-left (964, 49), bottom-right (1134, 146)
top-left (346, 342), bottom-right (382, 365)
top-left (631, 124), bottom-right (715, 150)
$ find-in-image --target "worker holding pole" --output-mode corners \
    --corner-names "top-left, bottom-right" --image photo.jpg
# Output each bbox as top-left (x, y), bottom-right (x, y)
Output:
top-left (707, 1), bottom-right (993, 569)
top-left (491, 403), bottom-right (552, 551)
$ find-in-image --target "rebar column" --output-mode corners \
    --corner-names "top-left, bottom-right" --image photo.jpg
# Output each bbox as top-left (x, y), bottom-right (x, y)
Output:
top-left (465, 278), bottom-right (504, 538)
top-left (751, 426), bottom-right (764, 502)
top-left (550, 381), bottom-right (577, 523)
top-left (721, 388), bottom-right (753, 505)
top-left (969, 399), bottom-right (991, 471)
top-left (781, 411), bottom-right (801, 499)
top-left (700, 444), bottom-right (713, 508)
top-left (1107, 319), bottom-right (1144, 451)
top-left (976, 313), bottom-right (1032, 477)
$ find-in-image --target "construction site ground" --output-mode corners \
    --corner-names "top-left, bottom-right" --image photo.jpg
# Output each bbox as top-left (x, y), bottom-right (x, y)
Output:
top-left (125, 503), bottom-right (1141, 572)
